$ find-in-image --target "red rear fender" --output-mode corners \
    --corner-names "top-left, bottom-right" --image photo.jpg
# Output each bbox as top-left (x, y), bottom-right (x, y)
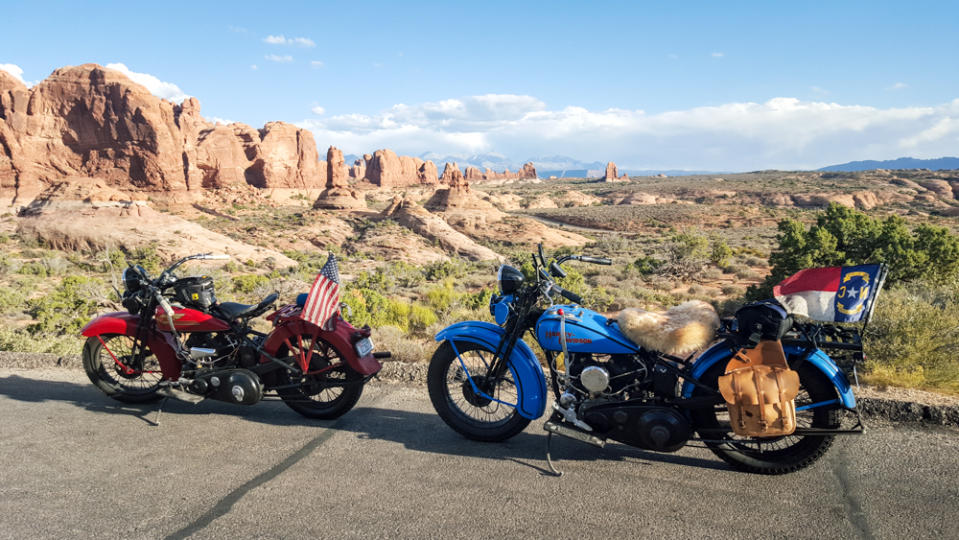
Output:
top-left (262, 317), bottom-right (382, 377)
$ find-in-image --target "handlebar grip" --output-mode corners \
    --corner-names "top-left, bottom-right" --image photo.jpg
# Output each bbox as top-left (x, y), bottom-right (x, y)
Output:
top-left (557, 287), bottom-right (582, 305)
top-left (580, 256), bottom-right (612, 265)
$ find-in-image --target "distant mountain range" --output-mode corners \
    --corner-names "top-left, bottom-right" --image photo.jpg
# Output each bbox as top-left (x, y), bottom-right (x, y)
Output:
top-left (818, 157), bottom-right (959, 172)
top-left (343, 152), bottom-right (959, 178)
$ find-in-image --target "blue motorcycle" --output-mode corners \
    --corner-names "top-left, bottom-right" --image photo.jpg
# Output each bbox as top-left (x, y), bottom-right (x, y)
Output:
top-left (427, 245), bottom-right (872, 474)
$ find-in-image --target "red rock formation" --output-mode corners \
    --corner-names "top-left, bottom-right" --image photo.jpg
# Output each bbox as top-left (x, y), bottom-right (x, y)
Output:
top-left (314, 146), bottom-right (365, 209)
top-left (604, 162), bottom-right (619, 182)
top-left (464, 166), bottom-right (484, 182)
top-left (417, 160), bottom-right (438, 183)
top-left (519, 162), bottom-right (537, 180)
top-left (349, 158), bottom-right (366, 179)
top-left (0, 63), bottom-right (325, 204)
top-left (440, 162), bottom-right (463, 185)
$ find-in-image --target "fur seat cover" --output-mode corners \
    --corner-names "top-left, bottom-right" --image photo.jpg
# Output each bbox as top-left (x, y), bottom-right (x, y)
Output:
top-left (617, 300), bottom-right (720, 357)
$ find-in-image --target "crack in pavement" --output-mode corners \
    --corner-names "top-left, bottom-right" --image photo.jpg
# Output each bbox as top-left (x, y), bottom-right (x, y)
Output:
top-left (164, 393), bottom-right (383, 540)
top-left (829, 446), bottom-right (875, 540)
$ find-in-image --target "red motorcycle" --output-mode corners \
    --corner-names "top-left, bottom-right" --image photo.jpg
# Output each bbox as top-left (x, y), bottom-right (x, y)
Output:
top-left (80, 253), bottom-right (388, 419)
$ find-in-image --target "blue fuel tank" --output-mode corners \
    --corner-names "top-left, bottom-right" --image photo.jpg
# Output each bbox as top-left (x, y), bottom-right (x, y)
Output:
top-left (535, 305), bottom-right (641, 355)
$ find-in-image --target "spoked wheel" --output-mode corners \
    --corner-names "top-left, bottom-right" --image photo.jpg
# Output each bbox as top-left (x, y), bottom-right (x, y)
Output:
top-left (276, 333), bottom-right (363, 419)
top-left (427, 341), bottom-right (530, 442)
top-left (691, 361), bottom-right (841, 474)
top-left (82, 334), bottom-right (163, 403)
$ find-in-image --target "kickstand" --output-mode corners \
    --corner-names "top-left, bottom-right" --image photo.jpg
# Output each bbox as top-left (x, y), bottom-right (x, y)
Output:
top-left (544, 431), bottom-right (563, 477)
top-left (152, 396), bottom-right (169, 427)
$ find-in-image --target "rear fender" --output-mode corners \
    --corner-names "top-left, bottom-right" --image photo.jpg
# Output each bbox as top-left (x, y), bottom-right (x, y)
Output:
top-left (435, 321), bottom-right (547, 420)
top-left (681, 341), bottom-right (856, 409)
top-left (80, 312), bottom-right (181, 380)
top-left (261, 317), bottom-right (382, 377)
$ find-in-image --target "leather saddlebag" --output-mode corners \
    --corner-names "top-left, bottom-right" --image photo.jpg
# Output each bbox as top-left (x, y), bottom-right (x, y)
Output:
top-left (717, 340), bottom-right (800, 437)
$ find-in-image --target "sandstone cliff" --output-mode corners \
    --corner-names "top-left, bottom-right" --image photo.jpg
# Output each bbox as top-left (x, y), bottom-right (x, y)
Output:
top-left (0, 63), bottom-right (326, 204)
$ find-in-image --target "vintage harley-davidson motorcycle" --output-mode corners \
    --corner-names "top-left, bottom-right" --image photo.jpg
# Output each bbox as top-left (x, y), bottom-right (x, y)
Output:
top-left (81, 253), bottom-right (388, 419)
top-left (428, 245), bottom-right (881, 474)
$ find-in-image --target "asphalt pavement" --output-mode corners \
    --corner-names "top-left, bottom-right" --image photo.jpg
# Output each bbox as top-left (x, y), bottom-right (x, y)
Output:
top-left (1, 368), bottom-right (956, 539)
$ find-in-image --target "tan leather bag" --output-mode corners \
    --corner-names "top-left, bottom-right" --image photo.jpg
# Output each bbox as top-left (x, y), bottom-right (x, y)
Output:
top-left (717, 340), bottom-right (800, 437)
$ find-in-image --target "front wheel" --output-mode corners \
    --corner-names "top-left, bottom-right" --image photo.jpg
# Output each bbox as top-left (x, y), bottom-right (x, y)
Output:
top-left (82, 334), bottom-right (163, 403)
top-left (276, 333), bottom-right (364, 420)
top-left (691, 360), bottom-right (842, 474)
top-left (427, 340), bottom-right (530, 442)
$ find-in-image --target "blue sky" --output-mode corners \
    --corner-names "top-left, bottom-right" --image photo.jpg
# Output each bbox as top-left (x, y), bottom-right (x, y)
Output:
top-left (2, 0), bottom-right (958, 170)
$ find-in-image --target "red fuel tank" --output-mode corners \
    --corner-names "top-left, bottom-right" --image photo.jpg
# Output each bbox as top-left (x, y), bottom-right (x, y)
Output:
top-left (155, 306), bottom-right (231, 332)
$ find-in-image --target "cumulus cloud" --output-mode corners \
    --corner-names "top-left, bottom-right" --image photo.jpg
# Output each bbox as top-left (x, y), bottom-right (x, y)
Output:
top-left (265, 54), bottom-right (293, 63)
top-left (711, 52), bottom-right (725, 58)
top-left (311, 106), bottom-right (325, 115)
top-left (0, 63), bottom-right (25, 83)
top-left (310, 60), bottom-right (325, 68)
top-left (296, 94), bottom-right (959, 170)
top-left (263, 35), bottom-right (315, 47)
top-left (105, 63), bottom-right (189, 102)
top-left (888, 82), bottom-right (909, 91)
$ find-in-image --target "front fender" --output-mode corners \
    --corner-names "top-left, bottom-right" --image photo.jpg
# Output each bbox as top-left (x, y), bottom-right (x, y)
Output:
top-left (435, 321), bottom-right (547, 420)
top-left (681, 341), bottom-right (856, 409)
top-left (80, 312), bottom-right (181, 381)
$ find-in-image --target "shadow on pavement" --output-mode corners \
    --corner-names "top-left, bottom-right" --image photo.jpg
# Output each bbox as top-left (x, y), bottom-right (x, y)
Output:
top-left (0, 374), bottom-right (727, 471)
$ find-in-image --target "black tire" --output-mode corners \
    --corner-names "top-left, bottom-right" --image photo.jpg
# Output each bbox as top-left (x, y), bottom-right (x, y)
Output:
top-left (691, 360), bottom-right (841, 475)
top-left (276, 333), bottom-right (364, 420)
top-left (427, 340), bottom-right (531, 442)
top-left (82, 334), bottom-right (162, 403)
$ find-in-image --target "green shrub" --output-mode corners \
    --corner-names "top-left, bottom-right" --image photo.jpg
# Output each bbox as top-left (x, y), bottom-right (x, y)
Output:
top-left (710, 238), bottom-right (733, 267)
top-left (409, 303), bottom-right (438, 332)
top-left (232, 274), bottom-right (270, 294)
top-left (752, 203), bottom-right (959, 298)
top-left (423, 259), bottom-right (467, 281)
top-left (863, 280), bottom-right (959, 394)
top-left (26, 275), bottom-right (102, 334)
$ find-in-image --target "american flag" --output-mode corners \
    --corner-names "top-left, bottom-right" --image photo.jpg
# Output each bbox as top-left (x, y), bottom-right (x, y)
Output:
top-left (302, 253), bottom-right (340, 330)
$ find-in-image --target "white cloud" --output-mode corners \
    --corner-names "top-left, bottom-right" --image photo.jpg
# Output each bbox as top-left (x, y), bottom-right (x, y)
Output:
top-left (0, 63), bottom-right (25, 84)
top-left (711, 52), bottom-right (725, 58)
top-left (311, 106), bottom-right (325, 115)
top-left (263, 35), bottom-right (315, 47)
top-left (209, 117), bottom-right (235, 125)
top-left (265, 54), bottom-right (293, 63)
top-left (296, 94), bottom-right (959, 170)
top-left (310, 60), bottom-right (325, 68)
top-left (104, 63), bottom-right (189, 102)
top-left (888, 82), bottom-right (909, 91)
top-left (250, 64), bottom-right (258, 71)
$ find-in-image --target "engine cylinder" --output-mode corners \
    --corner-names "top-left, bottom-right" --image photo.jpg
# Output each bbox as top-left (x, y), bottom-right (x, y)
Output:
top-left (580, 366), bottom-right (610, 394)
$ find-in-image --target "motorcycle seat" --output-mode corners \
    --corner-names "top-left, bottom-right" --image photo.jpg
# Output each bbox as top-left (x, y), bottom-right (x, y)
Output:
top-left (218, 292), bottom-right (279, 320)
top-left (617, 300), bottom-right (720, 357)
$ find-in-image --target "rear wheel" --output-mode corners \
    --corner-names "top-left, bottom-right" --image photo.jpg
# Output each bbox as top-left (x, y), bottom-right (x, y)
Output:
top-left (276, 333), bottom-right (364, 420)
top-left (82, 334), bottom-right (162, 403)
top-left (427, 341), bottom-right (530, 442)
top-left (691, 360), bottom-right (841, 474)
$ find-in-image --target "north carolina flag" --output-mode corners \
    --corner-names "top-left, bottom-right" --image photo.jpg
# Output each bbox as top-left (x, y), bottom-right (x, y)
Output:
top-left (773, 264), bottom-right (885, 323)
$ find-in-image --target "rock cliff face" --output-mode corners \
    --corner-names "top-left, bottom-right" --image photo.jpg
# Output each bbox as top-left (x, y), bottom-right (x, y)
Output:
top-left (364, 149), bottom-right (439, 187)
top-left (0, 63), bottom-right (325, 204)
top-left (604, 162), bottom-right (627, 182)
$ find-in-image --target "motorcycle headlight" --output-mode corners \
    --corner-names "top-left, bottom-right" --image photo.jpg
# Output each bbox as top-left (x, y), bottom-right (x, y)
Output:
top-left (497, 265), bottom-right (524, 295)
top-left (122, 265), bottom-right (147, 293)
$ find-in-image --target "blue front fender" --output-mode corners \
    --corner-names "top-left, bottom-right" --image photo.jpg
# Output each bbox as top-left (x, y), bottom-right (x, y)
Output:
top-left (435, 321), bottom-right (547, 420)
top-left (681, 341), bottom-right (856, 409)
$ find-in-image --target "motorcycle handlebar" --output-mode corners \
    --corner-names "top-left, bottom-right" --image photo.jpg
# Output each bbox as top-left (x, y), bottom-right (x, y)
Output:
top-left (551, 284), bottom-right (582, 305)
top-left (579, 256), bottom-right (612, 265)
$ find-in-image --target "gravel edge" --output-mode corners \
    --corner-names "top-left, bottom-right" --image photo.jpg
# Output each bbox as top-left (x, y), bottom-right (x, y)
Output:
top-left (3, 351), bottom-right (956, 427)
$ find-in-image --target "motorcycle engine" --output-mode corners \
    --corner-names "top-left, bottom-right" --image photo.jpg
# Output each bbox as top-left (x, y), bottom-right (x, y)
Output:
top-left (567, 353), bottom-right (650, 398)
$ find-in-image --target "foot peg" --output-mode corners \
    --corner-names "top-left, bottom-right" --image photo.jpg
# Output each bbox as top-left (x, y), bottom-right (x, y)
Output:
top-left (543, 421), bottom-right (606, 448)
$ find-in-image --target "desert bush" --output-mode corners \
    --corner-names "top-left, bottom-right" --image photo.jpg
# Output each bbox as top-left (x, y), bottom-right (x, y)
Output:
top-left (232, 274), bottom-right (270, 294)
top-left (710, 238), bottom-right (733, 267)
top-left (863, 280), bottom-right (959, 394)
top-left (752, 203), bottom-right (959, 298)
top-left (26, 275), bottom-right (102, 334)
top-left (423, 259), bottom-right (467, 281)
top-left (371, 326), bottom-right (431, 363)
top-left (721, 284), bottom-right (745, 296)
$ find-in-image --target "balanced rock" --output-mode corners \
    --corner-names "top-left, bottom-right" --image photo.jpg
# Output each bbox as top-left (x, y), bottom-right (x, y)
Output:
top-left (314, 146), bottom-right (365, 209)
